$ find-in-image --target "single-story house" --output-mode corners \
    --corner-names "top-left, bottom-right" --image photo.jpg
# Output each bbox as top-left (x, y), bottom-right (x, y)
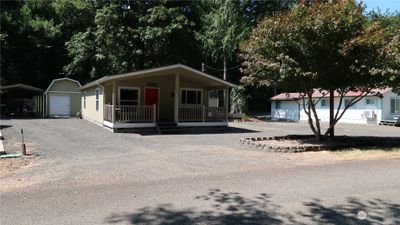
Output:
top-left (79, 64), bottom-right (236, 131)
top-left (0, 83), bottom-right (44, 116)
top-left (270, 88), bottom-right (400, 125)
top-left (44, 78), bottom-right (81, 117)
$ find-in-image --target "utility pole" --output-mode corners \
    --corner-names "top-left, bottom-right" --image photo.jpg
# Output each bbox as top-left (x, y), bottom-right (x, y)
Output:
top-left (223, 57), bottom-right (227, 81)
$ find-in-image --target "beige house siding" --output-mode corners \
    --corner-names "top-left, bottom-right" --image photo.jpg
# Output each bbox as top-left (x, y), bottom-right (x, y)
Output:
top-left (81, 85), bottom-right (104, 124)
top-left (45, 79), bottom-right (81, 117)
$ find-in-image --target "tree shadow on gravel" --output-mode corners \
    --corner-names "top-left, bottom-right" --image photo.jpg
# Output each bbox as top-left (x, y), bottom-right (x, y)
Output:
top-left (299, 197), bottom-right (400, 225)
top-left (104, 189), bottom-right (400, 225)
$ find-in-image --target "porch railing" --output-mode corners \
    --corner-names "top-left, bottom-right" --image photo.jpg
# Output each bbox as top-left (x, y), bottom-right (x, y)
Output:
top-left (179, 106), bottom-right (226, 122)
top-left (104, 104), bottom-right (156, 123)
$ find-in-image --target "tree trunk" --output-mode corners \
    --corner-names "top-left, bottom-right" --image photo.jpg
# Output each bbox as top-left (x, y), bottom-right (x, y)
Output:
top-left (329, 89), bottom-right (335, 137)
top-left (305, 94), bottom-right (321, 141)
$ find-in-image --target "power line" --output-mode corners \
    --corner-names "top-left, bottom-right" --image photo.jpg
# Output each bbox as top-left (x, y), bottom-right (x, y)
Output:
top-left (202, 63), bottom-right (241, 72)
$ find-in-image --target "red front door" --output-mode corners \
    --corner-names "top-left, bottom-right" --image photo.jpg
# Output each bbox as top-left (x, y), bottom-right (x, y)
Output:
top-left (145, 87), bottom-right (159, 119)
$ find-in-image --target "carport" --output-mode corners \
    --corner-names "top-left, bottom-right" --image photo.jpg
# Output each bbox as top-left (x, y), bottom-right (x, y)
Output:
top-left (0, 84), bottom-right (44, 116)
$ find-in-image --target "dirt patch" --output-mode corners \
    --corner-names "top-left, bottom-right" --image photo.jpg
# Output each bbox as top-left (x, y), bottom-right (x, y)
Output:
top-left (0, 154), bottom-right (40, 177)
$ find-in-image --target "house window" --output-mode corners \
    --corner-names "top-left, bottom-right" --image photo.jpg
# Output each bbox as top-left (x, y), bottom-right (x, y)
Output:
top-left (275, 101), bottom-right (281, 109)
top-left (95, 88), bottom-right (100, 111)
top-left (320, 99), bottom-right (329, 107)
top-left (390, 98), bottom-right (400, 114)
top-left (83, 92), bottom-right (87, 109)
top-left (181, 89), bottom-right (202, 105)
top-left (119, 87), bottom-right (139, 105)
top-left (365, 98), bottom-right (375, 105)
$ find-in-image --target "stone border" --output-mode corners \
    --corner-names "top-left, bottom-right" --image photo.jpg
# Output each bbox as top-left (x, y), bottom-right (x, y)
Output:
top-left (239, 135), bottom-right (335, 153)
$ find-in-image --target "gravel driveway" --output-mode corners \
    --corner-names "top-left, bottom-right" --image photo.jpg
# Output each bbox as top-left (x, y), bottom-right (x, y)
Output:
top-left (1, 118), bottom-right (399, 190)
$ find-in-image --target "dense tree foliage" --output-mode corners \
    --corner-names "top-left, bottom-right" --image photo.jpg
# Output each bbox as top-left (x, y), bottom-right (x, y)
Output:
top-left (1, 0), bottom-right (292, 88)
top-left (241, 0), bottom-right (399, 139)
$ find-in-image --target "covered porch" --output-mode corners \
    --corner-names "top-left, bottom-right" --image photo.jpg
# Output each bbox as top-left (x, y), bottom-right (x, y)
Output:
top-left (98, 65), bottom-right (235, 129)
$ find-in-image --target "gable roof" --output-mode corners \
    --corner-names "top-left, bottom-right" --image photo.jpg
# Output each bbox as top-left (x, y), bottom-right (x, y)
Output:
top-left (44, 78), bottom-right (81, 95)
top-left (270, 88), bottom-right (393, 101)
top-left (0, 83), bottom-right (43, 93)
top-left (79, 64), bottom-right (236, 90)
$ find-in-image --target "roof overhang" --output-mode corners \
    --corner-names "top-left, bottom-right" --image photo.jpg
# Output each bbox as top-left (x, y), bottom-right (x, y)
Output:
top-left (79, 64), bottom-right (237, 90)
top-left (0, 84), bottom-right (43, 93)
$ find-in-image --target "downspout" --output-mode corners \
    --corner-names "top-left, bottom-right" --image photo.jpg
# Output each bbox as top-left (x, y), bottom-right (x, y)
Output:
top-left (297, 100), bottom-right (301, 121)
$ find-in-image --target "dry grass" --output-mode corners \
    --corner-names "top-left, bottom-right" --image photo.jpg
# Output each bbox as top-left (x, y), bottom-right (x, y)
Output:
top-left (326, 148), bottom-right (400, 160)
top-left (0, 155), bottom-right (39, 177)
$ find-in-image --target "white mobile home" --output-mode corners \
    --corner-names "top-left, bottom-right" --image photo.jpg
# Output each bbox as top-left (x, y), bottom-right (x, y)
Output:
top-left (270, 88), bottom-right (400, 125)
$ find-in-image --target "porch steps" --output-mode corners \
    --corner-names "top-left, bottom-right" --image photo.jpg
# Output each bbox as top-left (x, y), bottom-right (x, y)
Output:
top-left (156, 122), bottom-right (180, 134)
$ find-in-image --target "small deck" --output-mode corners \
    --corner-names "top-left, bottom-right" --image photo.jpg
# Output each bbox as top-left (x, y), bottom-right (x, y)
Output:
top-left (103, 104), bottom-right (228, 130)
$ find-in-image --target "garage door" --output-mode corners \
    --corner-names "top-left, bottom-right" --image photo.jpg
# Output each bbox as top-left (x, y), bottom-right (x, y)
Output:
top-left (49, 95), bottom-right (70, 116)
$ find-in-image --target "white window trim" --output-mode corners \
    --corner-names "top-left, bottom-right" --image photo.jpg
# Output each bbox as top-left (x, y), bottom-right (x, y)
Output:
top-left (83, 91), bottom-right (87, 109)
top-left (118, 86), bottom-right (140, 106)
top-left (180, 88), bottom-right (203, 105)
top-left (95, 88), bottom-right (100, 112)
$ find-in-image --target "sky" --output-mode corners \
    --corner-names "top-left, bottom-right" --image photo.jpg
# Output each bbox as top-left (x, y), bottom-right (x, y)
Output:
top-left (360, 0), bottom-right (400, 13)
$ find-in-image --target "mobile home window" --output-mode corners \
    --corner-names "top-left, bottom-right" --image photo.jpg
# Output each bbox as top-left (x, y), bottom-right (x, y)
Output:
top-left (181, 89), bottom-right (202, 105)
top-left (95, 88), bottom-right (100, 111)
top-left (320, 99), bottom-right (329, 107)
top-left (344, 99), bottom-right (356, 108)
top-left (365, 98), bottom-right (375, 105)
top-left (390, 98), bottom-right (400, 114)
top-left (119, 88), bottom-right (139, 105)
top-left (83, 92), bottom-right (87, 109)
top-left (275, 101), bottom-right (281, 109)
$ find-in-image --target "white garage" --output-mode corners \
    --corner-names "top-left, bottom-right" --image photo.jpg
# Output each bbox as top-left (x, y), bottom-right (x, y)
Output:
top-left (44, 78), bottom-right (81, 117)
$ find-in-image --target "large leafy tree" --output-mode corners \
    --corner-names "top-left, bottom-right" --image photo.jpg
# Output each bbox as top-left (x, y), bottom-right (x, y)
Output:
top-left (241, 0), bottom-right (398, 139)
top-left (0, 0), bottom-right (96, 88)
top-left (64, 2), bottom-right (197, 82)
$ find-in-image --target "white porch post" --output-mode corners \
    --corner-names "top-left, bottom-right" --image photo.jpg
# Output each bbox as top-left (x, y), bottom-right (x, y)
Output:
top-left (225, 87), bottom-right (229, 122)
top-left (202, 105), bottom-right (205, 123)
top-left (112, 81), bottom-right (116, 123)
top-left (42, 94), bottom-right (45, 118)
top-left (174, 74), bottom-right (180, 123)
top-left (153, 104), bottom-right (157, 125)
